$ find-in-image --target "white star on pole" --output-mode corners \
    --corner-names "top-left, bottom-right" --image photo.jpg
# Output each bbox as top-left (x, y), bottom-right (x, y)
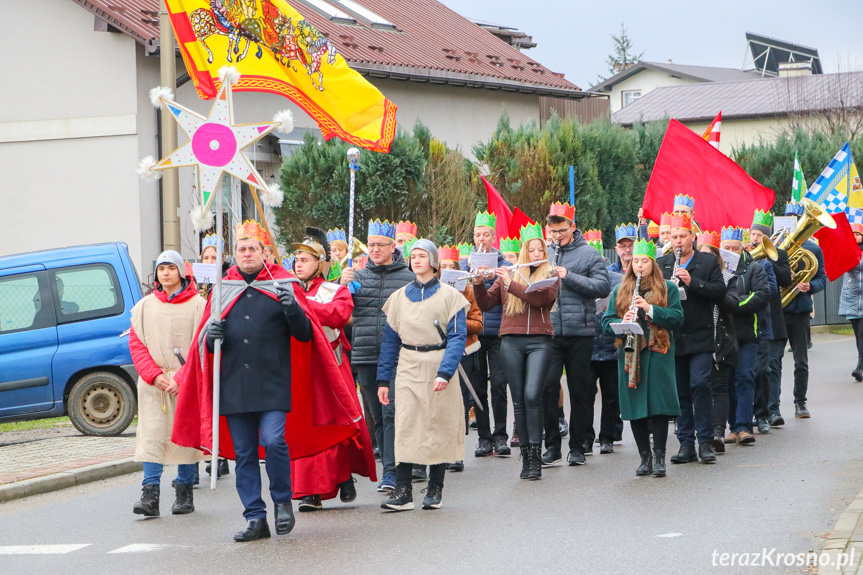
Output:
top-left (153, 81), bottom-right (277, 214)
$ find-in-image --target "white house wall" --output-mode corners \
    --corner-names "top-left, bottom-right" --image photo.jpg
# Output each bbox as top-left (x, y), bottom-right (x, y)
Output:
top-left (609, 69), bottom-right (699, 114)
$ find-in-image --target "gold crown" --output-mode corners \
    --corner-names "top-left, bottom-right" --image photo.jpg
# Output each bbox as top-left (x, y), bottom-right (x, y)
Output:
top-left (235, 220), bottom-right (268, 245)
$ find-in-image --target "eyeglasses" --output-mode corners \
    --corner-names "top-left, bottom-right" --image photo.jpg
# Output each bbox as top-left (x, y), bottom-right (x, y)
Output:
top-left (547, 228), bottom-right (570, 235)
top-left (617, 245), bottom-right (634, 252)
top-left (367, 242), bottom-right (393, 249)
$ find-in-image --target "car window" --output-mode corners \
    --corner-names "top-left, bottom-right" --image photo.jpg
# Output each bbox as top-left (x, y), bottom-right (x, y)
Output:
top-left (0, 272), bottom-right (54, 333)
top-left (52, 265), bottom-right (124, 323)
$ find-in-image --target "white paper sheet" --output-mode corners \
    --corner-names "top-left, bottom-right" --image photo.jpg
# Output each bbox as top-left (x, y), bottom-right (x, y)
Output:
top-left (440, 269), bottom-right (470, 291)
top-left (611, 322), bottom-right (643, 335)
top-left (524, 277), bottom-right (559, 293)
top-left (469, 252), bottom-right (499, 271)
top-left (192, 263), bottom-right (218, 284)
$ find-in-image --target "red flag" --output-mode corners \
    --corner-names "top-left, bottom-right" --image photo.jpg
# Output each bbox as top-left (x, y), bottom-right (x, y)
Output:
top-left (508, 207), bottom-right (536, 238)
top-left (643, 119), bottom-right (775, 232)
top-left (814, 211), bottom-right (862, 281)
top-left (481, 175), bottom-right (513, 249)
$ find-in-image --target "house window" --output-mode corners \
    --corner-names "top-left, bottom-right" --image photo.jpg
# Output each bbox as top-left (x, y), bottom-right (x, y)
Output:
top-left (621, 90), bottom-right (642, 108)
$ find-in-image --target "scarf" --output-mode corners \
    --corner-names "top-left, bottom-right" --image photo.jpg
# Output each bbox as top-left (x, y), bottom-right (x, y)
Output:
top-left (615, 274), bottom-right (670, 389)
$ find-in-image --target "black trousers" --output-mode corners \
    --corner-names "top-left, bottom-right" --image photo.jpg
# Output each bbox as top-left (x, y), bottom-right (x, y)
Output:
top-left (753, 340), bottom-right (771, 421)
top-left (586, 360), bottom-right (624, 444)
top-left (783, 312), bottom-right (811, 404)
top-left (396, 462), bottom-right (445, 488)
top-left (474, 335), bottom-right (509, 441)
top-left (501, 335), bottom-right (552, 445)
top-left (630, 415), bottom-right (670, 453)
top-left (542, 336), bottom-right (594, 454)
top-left (709, 363), bottom-right (732, 431)
top-left (851, 319), bottom-right (863, 360)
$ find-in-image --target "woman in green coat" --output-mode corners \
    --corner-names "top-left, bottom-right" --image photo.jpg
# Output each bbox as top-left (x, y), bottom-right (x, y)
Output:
top-left (602, 240), bottom-right (684, 478)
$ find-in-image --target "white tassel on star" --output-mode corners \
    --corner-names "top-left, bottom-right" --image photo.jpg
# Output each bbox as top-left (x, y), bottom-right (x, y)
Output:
top-left (272, 110), bottom-right (294, 135)
top-left (259, 184), bottom-right (284, 208)
top-left (218, 65), bottom-right (241, 86)
top-left (148, 86), bottom-right (175, 109)
top-left (136, 156), bottom-right (162, 182)
top-left (190, 209), bottom-right (215, 232)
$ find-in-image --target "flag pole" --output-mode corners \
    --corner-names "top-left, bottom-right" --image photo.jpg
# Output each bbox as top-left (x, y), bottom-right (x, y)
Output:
top-left (346, 148), bottom-right (360, 268)
top-left (569, 165), bottom-right (575, 206)
top-left (210, 176), bottom-right (224, 491)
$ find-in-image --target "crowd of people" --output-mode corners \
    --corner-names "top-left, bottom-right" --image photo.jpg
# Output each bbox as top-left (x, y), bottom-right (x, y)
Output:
top-left (125, 192), bottom-right (863, 541)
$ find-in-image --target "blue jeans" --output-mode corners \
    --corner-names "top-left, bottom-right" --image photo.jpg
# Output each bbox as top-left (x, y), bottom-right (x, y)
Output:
top-left (729, 341), bottom-right (758, 433)
top-left (226, 411), bottom-right (292, 520)
top-left (767, 339), bottom-right (786, 416)
top-left (356, 365), bottom-right (396, 477)
top-left (142, 462), bottom-right (196, 486)
top-left (675, 352), bottom-right (714, 447)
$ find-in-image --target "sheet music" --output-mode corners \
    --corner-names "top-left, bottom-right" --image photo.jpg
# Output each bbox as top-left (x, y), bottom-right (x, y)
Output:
top-left (524, 277), bottom-right (559, 293)
top-left (611, 322), bottom-right (644, 336)
top-left (440, 269), bottom-right (469, 291)
top-left (719, 248), bottom-right (740, 273)
top-left (469, 252), bottom-right (498, 271)
top-left (192, 263), bottom-right (218, 284)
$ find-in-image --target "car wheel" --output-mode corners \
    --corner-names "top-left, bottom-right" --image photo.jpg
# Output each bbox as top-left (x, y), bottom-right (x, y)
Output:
top-left (67, 372), bottom-right (137, 436)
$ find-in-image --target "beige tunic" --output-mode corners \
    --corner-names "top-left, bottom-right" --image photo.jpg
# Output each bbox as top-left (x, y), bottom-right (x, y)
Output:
top-left (382, 284), bottom-right (469, 465)
top-left (131, 293), bottom-right (207, 464)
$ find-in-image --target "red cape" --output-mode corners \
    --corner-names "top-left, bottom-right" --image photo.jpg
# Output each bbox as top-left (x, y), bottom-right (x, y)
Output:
top-left (171, 263), bottom-right (361, 460)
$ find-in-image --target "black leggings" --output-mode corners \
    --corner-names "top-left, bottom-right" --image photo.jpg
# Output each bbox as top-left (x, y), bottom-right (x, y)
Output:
top-left (500, 335), bottom-right (552, 445)
top-left (396, 462), bottom-right (445, 487)
top-left (851, 319), bottom-right (863, 360)
top-left (630, 415), bottom-right (670, 453)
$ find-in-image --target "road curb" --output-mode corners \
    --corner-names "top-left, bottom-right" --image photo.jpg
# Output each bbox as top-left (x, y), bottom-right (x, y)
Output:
top-left (0, 458), bottom-right (142, 503)
top-left (819, 486), bottom-right (863, 575)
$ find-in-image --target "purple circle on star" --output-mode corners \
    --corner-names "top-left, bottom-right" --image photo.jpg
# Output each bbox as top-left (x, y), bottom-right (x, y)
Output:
top-left (192, 123), bottom-right (237, 167)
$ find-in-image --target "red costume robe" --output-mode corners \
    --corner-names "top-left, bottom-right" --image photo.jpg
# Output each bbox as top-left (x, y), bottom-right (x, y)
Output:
top-left (172, 263), bottom-right (363, 461)
top-left (291, 276), bottom-right (376, 499)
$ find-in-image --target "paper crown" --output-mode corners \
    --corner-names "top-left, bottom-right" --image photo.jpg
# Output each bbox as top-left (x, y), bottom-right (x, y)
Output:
top-left (697, 230), bottom-right (720, 249)
top-left (632, 239), bottom-right (656, 260)
top-left (519, 222), bottom-right (544, 243)
top-left (853, 224), bottom-right (863, 235)
top-left (281, 254), bottom-right (295, 271)
top-left (327, 228), bottom-right (347, 243)
top-left (402, 237), bottom-right (417, 258)
top-left (615, 223), bottom-right (638, 242)
top-left (721, 226), bottom-right (744, 242)
top-left (327, 259), bottom-right (343, 281)
top-left (647, 221), bottom-right (660, 238)
top-left (236, 220), bottom-right (268, 245)
top-left (368, 219), bottom-right (395, 239)
top-left (457, 243), bottom-right (472, 257)
top-left (673, 194), bottom-right (695, 210)
top-left (752, 210), bottom-right (774, 228)
top-left (395, 221), bottom-right (418, 238)
top-left (549, 201), bottom-right (576, 221)
top-left (499, 236), bottom-right (521, 253)
top-left (474, 211), bottom-right (496, 229)
top-left (849, 208), bottom-right (863, 235)
top-left (785, 201), bottom-right (804, 216)
top-left (659, 212), bottom-right (673, 229)
top-left (584, 229), bottom-right (603, 252)
top-left (671, 213), bottom-right (692, 230)
top-left (438, 245), bottom-right (460, 262)
top-left (201, 234), bottom-right (224, 251)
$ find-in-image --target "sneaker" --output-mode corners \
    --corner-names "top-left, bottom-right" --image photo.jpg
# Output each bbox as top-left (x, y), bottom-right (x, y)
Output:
top-left (381, 484), bottom-right (413, 511)
top-left (599, 441), bottom-right (614, 454)
top-left (492, 437), bottom-right (511, 457)
top-left (738, 430), bottom-right (756, 444)
top-left (298, 495), bottom-right (322, 512)
top-left (558, 417), bottom-right (569, 438)
top-left (756, 419), bottom-right (771, 434)
top-left (421, 484), bottom-right (443, 510)
top-left (768, 413), bottom-right (785, 427)
top-left (541, 445), bottom-right (562, 466)
top-left (377, 472), bottom-right (396, 493)
top-left (510, 431), bottom-right (520, 448)
top-left (567, 450), bottom-right (586, 466)
top-left (468, 407), bottom-right (477, 429)
top-left (447, 460), bottom-right (464, 472)
top-left (582, 440), bottom-right (594, 456)
top-left (412, 464), bottom-right (428, 482)
top-left (795, 402), bottom-right (810, 418)
top-left (475, 438), bottom-right (493, 457)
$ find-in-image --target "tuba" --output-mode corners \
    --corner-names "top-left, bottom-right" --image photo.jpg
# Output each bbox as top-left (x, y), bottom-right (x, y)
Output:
top-left (749, 235), bottom-right (778, 262)
top-left (779, 198), bottom-right (836, 307)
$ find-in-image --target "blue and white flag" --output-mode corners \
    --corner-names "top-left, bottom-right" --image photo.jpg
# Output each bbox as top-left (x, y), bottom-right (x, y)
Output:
top-left (806, 143), bottom-right (852, 214)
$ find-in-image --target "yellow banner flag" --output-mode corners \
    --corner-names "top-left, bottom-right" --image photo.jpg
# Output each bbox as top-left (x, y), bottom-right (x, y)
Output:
top-left (849, 161), bottom-right (863, 209)
top-left (165, 0), bottom-right (397, 152)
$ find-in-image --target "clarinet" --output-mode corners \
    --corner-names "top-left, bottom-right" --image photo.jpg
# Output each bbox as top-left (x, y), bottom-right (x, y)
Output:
top-left (624, 271), bottom-right (642, 353)
top-left (671, 247), bottom-right (682, 286)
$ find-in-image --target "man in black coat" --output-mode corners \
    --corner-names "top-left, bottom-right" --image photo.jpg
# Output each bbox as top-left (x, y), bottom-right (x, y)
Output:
top-left (207, 233), bottom-right (312, 542)
top-left (340, 220), bottom-right (414, 492)
top-left (657, 214), bottom-right (726, 464)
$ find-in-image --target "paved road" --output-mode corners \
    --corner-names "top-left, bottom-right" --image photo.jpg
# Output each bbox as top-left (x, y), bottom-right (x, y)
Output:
top-left (1, 333), bottom-right (861, 575)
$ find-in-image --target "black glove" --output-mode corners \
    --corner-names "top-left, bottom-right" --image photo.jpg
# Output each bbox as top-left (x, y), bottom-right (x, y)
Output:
top-left (206, 320), bottom-right (225, 352)
top-left (276, 284), bottom-right (300, 316)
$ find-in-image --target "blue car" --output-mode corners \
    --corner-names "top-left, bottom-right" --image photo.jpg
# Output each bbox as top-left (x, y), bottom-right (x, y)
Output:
top-left (0, 242), bottom-right (143, 436)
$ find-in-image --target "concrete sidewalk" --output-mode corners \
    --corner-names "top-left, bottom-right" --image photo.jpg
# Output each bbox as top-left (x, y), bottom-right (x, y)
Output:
top-left (0, 424), bottom-right (141, 502)
top-left (820, 487), bottom-right (863, 574)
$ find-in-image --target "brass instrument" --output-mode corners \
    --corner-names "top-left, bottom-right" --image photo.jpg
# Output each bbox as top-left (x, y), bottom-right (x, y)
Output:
top-left (624, 271), bottom-right (642, 353)
top-left (779, 198), bottom-right (836, 307)
top-left (341, 237), bottom-right (369, 266)
top-left (661, 241), bottom-right (674, 256)
top-left (770, 227), bottom-right (790, 247)
top-left (749, 235), bottom-right (779, 262)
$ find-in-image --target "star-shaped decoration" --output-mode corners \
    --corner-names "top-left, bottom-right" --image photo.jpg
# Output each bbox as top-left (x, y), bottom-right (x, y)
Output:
top-left (153, 81), bottom-right (276, 214)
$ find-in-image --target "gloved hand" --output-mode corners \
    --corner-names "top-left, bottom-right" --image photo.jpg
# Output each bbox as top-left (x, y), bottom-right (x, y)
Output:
top-left (206, 320), bottom-right (225, 352)
top-left (276, 284), bottom-right (300, 316)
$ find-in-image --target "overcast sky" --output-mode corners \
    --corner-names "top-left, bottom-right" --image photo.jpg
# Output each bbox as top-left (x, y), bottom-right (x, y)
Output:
top-left (440, 0), bottom-right (863, 90)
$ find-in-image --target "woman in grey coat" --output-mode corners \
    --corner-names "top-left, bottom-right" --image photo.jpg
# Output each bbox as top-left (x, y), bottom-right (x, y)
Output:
top-left (839, 225), bottom-right (863, 381)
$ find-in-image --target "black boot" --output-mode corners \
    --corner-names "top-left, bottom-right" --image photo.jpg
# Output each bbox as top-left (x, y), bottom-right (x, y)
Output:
top-left (233, 518), bottom-right (271, 542)
top-left (133, 484), bottom-right (160, 517)
top-left (652, 449), bottom-right (666, 477)
top-left (274, 502), bottom-right (295, 535)
top-left (670, 444), bottom-right (698, 464)
top-left (527, 444), bottom-right (542, 480)
top-left (339, 477), bottom-right (357, 503)
top-left (712, 425), bottom-right (726, 453)
top-left (853, 359), bottom-right (863, 382)
top-left (519, 446), bottom-right (530, 479)
top-left (171, 483), bottom-right (194, 515)
top-left (636, 451), bottom-right (653, 476)
top-left (218, 458), bottom-right (230, 477)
